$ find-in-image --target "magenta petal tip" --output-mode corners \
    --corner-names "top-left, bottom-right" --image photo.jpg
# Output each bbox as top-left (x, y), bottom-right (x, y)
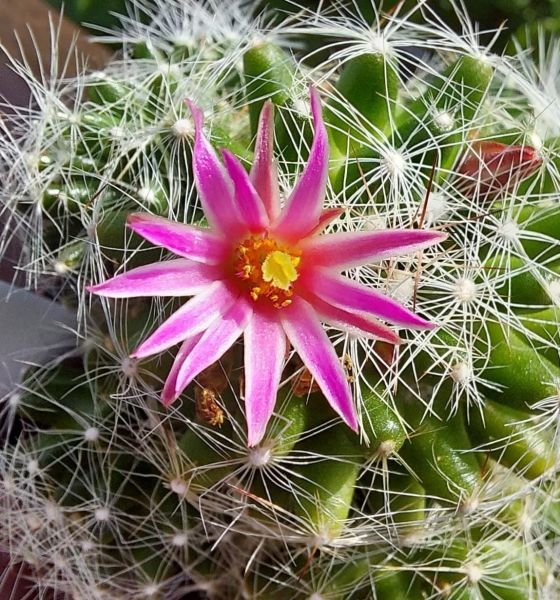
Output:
top-left (126, 212), bottom-right (144, 223)
top-left (85, 282), bottom-right (106, 295)
top-left (160, 392), bottom-right (177, 408)
top-left (309, 85), bottom-right (322, 118)
top-left (246, 429), bottom-right (265, 448)
top-left (381, 329), bottom-right (402, 345)
top-left (186, 99), bottom-right (204, 133)
top-left (126, 212), bottom-right (148, 230)
top-left (87, 283), bottom-right (110, 296)
top-left (405, 318), bottom-right (436, 331)
top-left (86, 282), bottom-right (112, 296)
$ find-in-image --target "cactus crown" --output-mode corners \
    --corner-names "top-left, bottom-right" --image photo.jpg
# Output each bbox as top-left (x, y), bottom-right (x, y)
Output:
top-left (1, 1), bottom-right (560, 598)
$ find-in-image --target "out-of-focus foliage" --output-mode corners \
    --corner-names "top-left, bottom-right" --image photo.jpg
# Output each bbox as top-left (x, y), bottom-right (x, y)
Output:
top-left (47, 0), bottom-right (129, 31)
top-left (49, 0), bottom-right (559, 47)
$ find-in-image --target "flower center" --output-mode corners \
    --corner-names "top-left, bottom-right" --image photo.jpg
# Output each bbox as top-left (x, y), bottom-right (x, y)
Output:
top-left (262, 250), bottom-right (298, 290)
top-left (234, 236), bottom-right (301, 308)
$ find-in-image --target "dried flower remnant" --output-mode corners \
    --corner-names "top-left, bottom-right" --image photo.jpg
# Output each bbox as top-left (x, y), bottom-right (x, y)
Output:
top-left (293, 363), bottom-right (321, 397)
top-left (195, 387), bottom-right (225, 427)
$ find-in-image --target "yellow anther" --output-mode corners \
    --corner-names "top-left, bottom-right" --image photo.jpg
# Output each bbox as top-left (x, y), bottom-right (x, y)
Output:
top-left (250, 287), bottom-right (261, 301)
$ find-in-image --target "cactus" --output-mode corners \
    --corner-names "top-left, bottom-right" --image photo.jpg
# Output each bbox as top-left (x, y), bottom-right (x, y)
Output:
top-left (1, 1), bottom-right (560, 598)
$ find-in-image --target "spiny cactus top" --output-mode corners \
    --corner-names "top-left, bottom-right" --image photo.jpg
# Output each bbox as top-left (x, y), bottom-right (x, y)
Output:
top-left (88, 87), bottom-right (445, 446)
top-left (3, 0), bottom-right (560, 597)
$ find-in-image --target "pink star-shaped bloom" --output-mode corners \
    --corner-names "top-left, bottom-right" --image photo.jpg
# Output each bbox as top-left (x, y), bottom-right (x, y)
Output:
top-left (89, 87), bottom-right (446, 446)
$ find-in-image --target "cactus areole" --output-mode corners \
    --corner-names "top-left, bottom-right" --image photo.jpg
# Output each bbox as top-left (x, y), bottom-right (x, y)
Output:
top-left (88, 87), bottom-right (445, 446)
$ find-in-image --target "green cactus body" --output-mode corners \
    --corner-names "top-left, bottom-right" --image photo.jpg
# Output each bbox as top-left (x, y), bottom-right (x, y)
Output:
top-left (485, 254), bottom-right (560, 306)
top-left (519, 307), bottom-right (560, 362)
top-left (396, 55), bottom-right (493, 176)
top-left (178, 425), bottom-right (235, 489)
top-left (292, 424), bottom-right (361, 539)
top-left (518, 204), bottom-right (560, 260)
top-left (478, 539), bottom-right (549, 600)
top-left (482, 322), bottom-right (560, 411)
top-left (18, 367), bottom-right (108, 429)
top-left (469, 399), bottom-right (555, 479)
top-left (260, 387), bottom-right (308, 457)
top-left (331, 147), bottom-right (380, 204)
top-left (366, 469), bottom-right (426, 532)
top-left (244, 390), bottom-right (309, 512)
top-left (210, 125), bottom-right (254, 164)
top-left (96, 209), bottom-right (164, 268)
top-left (327, 52), bottom-right (399, 152)
top-left (313, 559), bottom-right (371, 599)
top-left (88, 76), bottom-right (134, 107)
top-left (358, 383), bottom-right (407, 458)
top-left (401, 411), bottom-right (482, 505)
top-left (373, 565), bottom-right (422, 600)
top-left (243, 43), bottom-right (294, 136)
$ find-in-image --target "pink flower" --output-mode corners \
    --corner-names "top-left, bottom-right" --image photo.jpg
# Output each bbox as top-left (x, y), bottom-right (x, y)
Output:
top-left (88, 88), bottom-right (446, 446)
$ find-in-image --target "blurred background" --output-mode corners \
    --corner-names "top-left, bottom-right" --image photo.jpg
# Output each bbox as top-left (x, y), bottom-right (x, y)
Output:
top-left (44, 0), bottom-right (560, 45)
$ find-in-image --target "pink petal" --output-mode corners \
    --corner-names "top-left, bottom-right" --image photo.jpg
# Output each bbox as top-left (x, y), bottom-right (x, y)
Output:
top-left (161, 334), bottom-right (203, 406)
top-left (307, 207), bottom-right (345, 236)
top-left (250, 100), bottom-right (281, 221)
top-left (281, 297), bottom-right (357, 431)
top-left (303, 291), bottom-right (401, 344)
top-left (221, 149), bottom-right (269, 233)
top-left (302, 270), bottom-right (434, 329)
top-left (272, 87), bottom-right (328, 242)
top-left (127, 213), bottom-right (228, 264)
top-left (87, 259), bottom-right (221, 298)
top-left (302, 229), bottom-right (447, 270)
top-left (130, 281), bottom-right (238, 359)
top-left (244, 310), bottom-right (286, 447)
top-left (187, 100), bottom-right (244, 237)
top-left (174, 299), bottom-right (253, 398)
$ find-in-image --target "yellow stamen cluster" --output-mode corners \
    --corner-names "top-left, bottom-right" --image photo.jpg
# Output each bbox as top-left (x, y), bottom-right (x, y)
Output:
top-left (234, 236), bottom-right (301, 308)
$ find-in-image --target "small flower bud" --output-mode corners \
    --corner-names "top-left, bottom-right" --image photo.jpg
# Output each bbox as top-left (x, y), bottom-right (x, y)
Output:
top-left (457, 141), bottom-right (542, 201)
